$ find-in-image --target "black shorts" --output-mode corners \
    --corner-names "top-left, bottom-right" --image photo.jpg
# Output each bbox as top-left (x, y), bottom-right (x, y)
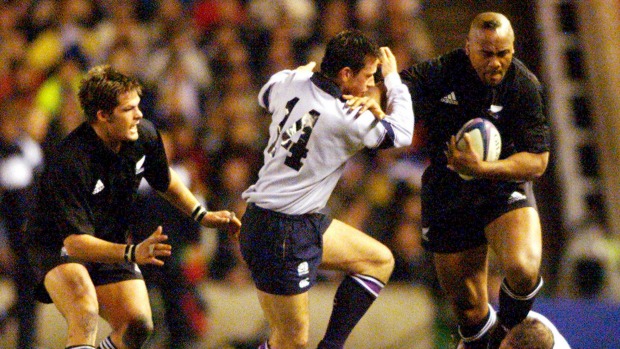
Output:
top-left (239, 203), bottom-right (332, 295)
top-left (421, 181), bottom-right (537, 253)
top-left (29, 245), bottom-right (143, 304)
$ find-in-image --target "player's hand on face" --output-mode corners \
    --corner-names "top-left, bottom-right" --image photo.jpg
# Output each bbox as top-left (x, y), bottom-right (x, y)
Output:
top-left (379, 47), bottom-right (398, 77)
top-left (203, 210), bottom-right (242, 241)
top-left (342, 94), bottom-right (386, 120)
top-left (445, 134), bottom-right (483, 176)
top-left (296, 61), bottom-right (316, 72)
top-left (136, 226), bottom-right (171, 266)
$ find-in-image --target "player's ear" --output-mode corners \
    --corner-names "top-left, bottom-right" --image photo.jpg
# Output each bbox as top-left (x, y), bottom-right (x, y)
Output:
top-left (339, 67), bottom-right (353, 81)
top-left (96, 110), bottom-right (111, 122)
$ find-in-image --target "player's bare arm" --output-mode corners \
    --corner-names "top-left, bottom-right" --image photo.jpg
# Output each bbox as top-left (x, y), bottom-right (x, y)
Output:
top-left (62, 227), bottom-right (171, 265)
top-left (475, 151), bottom-right (549, 181)
top-left (447, 134), bottom-right (549, 180)
top-left (202, 210), bottom-right (242, 240)
top-left (160, 167), bottom-right (242, 238)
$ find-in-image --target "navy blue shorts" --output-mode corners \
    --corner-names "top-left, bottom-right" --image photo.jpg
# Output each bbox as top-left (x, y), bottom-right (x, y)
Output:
top-left (239, 203), bottom-right (332, 295)
top-left (30, 245), bottom-right (143, 303)
top-left (422, 182), bottom-right (537, 253)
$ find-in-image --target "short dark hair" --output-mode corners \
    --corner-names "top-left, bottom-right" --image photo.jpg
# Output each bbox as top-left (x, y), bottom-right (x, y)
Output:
top-left (480, 18), bottom-right (503, 30)
top-left (78, 65), bottom-right (142, 123)
top-left (320, 30), bottom-right (380, 78)
top-left (468, 12), bottom-right (514, 42)
top-left (503, 318), bottom-right (554, 349)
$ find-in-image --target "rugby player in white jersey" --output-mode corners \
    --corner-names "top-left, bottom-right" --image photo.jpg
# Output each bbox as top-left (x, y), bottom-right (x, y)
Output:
top-left (239, 30), bottom-right (414, 349)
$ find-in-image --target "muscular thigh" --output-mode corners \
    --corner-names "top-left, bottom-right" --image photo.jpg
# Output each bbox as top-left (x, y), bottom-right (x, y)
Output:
top-left (320, 219), bottom-right (391, 276)
top-left (96, 279), bottom-right (152, 331)
top-left (422, 181), bottom-right (536, 254)
top-left (44, 263), bottom-right (98, 319)
top-left (485, 207), bottom-right (542, 282)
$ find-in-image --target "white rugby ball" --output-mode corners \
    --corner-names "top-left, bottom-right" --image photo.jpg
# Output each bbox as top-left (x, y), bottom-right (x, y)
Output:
top-left (455, 118), bottom-right (502, 180)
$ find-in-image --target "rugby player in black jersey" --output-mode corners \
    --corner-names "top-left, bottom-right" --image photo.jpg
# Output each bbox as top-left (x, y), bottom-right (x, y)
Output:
top-left (28, 65), bottom-right (240, 349)
top-left (400, 12), bottom-right (550, 349)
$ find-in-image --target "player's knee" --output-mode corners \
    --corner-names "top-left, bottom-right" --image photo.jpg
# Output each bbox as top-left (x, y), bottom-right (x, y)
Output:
top-left (122, 316), bottom-right (154, 349)
top-left (505, 252), bottom-right (541, 291)
top-left (363, 244), bottom-right (394, 282)
top-left (375, 243), bottom-right (395, 271)
top-left (385, 250), bottom-right (395, 276)
top-left (455, 300), bottom-right (488, 325)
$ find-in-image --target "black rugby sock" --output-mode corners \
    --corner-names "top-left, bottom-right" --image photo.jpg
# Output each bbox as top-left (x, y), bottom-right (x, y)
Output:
top-left (317, 274), bottom-right (384, 349)
top-left (458, 304), bottom-right (496, 348)
top-left (499, 276), bottom-right (543, 328)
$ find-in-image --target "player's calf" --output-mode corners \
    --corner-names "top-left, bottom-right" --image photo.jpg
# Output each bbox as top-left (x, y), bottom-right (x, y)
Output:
top-left (317, 274), bottom-right (386, 349)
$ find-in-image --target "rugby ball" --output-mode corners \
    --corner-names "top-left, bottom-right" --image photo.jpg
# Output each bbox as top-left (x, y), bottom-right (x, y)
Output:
top-left (455, 118), bottom-right (502, 180)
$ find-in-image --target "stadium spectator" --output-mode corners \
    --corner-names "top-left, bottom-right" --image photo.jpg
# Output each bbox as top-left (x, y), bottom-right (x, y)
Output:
top-left (0, 98), bottom-right (44, 349)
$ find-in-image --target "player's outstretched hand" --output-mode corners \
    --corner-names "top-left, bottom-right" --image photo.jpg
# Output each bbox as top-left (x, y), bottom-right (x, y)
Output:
top-left (343, 94), bottom-right (386, 120)
top-left (379, 47), bottom-right (397, 77)
top-left (135, 226), bottom-right (171, 266)
top-left (296, 61), bottom-right (316, 72)
top-left (203, 210), bottom-right (242, 241)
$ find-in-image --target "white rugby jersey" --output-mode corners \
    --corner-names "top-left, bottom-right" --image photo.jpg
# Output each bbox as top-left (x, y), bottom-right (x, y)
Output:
top-left (242, 69), bottom-right (414, 214)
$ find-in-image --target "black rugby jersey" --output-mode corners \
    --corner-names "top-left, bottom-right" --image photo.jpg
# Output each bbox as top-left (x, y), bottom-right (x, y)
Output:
top-left (400, 49), bottom-right (550, 212)
top-left (29, 119), bottom-right (170, 250)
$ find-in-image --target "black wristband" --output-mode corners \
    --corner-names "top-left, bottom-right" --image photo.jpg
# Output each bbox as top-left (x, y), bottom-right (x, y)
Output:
top-left (130, 244), bottom-right (137, 263)
top-left (124, 244), bottom-right (133, 262)
top-left (196, 209), bottom-right (207, 223)
top-left (191, 205), bottom-right (203, 220)
top-left (191, 204), bottom-right (207, 223)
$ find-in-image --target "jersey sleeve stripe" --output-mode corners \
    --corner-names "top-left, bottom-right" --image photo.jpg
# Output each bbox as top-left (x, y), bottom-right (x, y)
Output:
top-left (376, 120), bottom-right (396, 149)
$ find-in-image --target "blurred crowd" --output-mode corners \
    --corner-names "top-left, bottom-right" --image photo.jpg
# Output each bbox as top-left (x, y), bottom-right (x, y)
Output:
top-left (1, 0), bottom-right (619, 348)
top-left (0, 0), bottom-right (436, 347)
top-left (0, 0), bottom-right (436, 287)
